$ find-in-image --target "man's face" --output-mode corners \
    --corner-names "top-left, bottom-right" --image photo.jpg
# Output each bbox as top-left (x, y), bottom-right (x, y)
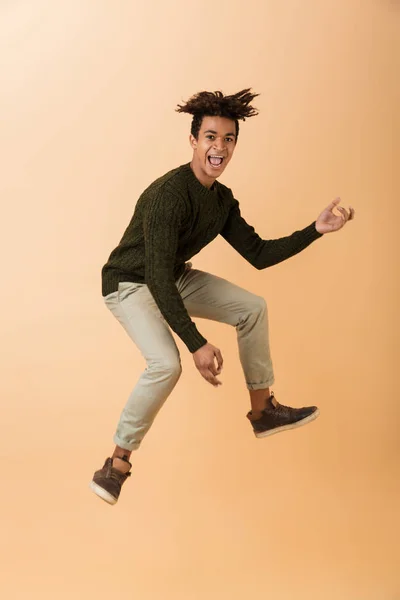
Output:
top-left (189, 115), bottom-right (237, 186)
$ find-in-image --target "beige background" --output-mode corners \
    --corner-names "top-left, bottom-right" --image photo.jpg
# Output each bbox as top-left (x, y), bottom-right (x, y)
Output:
top-left (1, 1), bottom-right (399, 599)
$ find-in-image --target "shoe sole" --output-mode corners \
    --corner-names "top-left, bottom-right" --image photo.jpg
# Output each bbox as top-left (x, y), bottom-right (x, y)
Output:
top-left (89, 481), bottom-right (118, 505)
top-left (254, 408), bottom-right (320, 439)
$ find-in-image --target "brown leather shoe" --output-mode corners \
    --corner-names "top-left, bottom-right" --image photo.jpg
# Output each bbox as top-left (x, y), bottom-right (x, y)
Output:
top-left (89, 457), bottom-right (131, 505)
top-left (247, 392), bottom-right (319, 438)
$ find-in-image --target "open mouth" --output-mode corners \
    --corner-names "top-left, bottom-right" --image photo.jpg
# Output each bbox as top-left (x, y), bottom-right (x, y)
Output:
top-left (208, 155), bottom-right (224, 168)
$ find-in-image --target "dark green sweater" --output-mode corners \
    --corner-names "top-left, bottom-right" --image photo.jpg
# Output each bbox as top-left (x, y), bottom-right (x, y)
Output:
top-left (102, 162), bottom-right (323, 353)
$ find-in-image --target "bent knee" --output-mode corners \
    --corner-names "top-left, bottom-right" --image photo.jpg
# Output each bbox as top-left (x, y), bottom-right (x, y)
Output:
top-left (149, 359), bottom-right (182, 381)
top-left (237, 295), bottom-right (267, 327)
top-left (247, 295), bottom-right (267, 315)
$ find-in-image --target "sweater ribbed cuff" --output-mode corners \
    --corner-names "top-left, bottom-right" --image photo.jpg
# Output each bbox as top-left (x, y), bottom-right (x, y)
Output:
top-left (180, 323), bottom-right (208, 353)
top-left (307, 221), bottom-right (324, 240)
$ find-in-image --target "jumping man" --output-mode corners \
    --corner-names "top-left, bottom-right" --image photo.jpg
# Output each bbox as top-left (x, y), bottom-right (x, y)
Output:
top-left (90, 88), bottom-right (355, 505)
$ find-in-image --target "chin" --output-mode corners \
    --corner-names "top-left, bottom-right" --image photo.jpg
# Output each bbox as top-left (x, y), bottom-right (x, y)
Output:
top-left (205, 163), bottom-right (227, 178)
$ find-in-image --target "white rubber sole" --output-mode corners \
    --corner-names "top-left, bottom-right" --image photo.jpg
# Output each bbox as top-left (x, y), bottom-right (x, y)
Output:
top-left (89, 481), bottom-right (117, 505)
top-left (254, 408), bottom-right (320, 438)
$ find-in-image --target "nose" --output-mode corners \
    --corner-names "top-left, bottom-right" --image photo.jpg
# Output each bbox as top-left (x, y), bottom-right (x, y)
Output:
top-left (213, 140), bottom-right (226, 153)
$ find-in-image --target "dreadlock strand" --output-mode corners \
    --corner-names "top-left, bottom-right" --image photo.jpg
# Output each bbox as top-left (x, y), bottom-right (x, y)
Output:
top-left (175, 88), bottom-right (260, 140)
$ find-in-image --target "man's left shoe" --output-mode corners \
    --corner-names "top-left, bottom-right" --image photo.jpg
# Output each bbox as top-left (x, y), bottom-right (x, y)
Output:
top-left (89, 457), bottom-right (131, 505)
top-left (247, 392), bottom-right (319, 438)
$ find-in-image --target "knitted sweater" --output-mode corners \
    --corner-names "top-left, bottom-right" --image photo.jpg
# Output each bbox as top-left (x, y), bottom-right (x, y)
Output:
top-left (102, 162), bottom-right (323, 353)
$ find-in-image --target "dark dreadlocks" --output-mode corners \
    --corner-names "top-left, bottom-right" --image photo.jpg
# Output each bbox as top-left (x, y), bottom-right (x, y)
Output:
top-left (175, 88), bottom-right (259, 142)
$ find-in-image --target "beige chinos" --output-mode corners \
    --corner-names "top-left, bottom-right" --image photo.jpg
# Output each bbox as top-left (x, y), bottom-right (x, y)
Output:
top-left (104, 263), bottom-right (274, 451)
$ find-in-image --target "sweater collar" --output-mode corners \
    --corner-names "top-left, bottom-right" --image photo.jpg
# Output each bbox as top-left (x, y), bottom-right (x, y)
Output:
top-left (181, 162), bottom-right (219, 197)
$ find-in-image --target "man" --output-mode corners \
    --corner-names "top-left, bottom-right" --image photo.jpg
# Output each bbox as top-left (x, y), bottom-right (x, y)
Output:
top-left (90, 88), bottom-right (354, 505)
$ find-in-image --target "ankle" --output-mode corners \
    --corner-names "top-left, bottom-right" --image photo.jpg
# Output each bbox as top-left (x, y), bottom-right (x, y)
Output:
top-left (112, 447), bottom-right (132, 462)
top-left (248, 409), bottom-right (264, 420)
top-left (250, 393), bottom-right (272, 413)
top-left (112, 455), bottom-right (132, 473)
top-left (249, 388), bottom-right (271, 413)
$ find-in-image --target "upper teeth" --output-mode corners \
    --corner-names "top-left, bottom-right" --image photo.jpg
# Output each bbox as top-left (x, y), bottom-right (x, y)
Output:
top-left (210, 155), bottom-right (223, 158)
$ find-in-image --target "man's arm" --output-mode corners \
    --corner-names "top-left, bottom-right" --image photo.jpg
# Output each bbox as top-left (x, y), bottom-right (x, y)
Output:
top-left (220, 198), bottom-right (323, 270)
top-left (143, 190), bottom-right (207, 354)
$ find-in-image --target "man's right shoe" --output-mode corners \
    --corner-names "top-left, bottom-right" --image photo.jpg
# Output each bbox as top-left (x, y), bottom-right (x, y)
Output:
top-left (89, 457), bottom-right (131, 505)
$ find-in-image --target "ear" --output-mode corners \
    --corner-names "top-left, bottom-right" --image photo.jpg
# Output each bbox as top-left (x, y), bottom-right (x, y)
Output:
top-left (189, 134), bottom-right (197, 150)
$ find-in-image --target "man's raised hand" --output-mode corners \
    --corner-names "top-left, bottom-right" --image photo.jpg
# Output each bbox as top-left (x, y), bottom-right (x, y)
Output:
top-left (315, 197), bottom-right (355, 234)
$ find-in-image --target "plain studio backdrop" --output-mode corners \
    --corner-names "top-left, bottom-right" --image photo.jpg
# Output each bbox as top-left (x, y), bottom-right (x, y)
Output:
top-left (1, 1), bottom-right (399, 599)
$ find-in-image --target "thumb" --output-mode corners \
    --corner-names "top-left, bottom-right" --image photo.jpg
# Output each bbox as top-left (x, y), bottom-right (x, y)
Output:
top-left (215, 349), bottom-right (223, 371)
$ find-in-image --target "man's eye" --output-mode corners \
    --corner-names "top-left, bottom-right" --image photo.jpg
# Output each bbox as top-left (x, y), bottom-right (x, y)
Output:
top-left (206, 135), bottom-right (233, 142)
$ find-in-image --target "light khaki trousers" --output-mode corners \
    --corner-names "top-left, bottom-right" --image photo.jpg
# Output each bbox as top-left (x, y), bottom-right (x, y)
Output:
top-left (104, 263), bottom-right (274, 451)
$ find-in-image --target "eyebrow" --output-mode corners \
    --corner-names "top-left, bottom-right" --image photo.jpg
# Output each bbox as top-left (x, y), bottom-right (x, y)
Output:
top-left (204, 129), bottom-right (236, 138)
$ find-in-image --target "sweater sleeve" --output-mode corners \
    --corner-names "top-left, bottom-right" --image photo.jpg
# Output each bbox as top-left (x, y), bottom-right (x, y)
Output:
top-left (220, 198), bottom-right (323, 269)
top-left (143, 190), bottom-right (208, 353)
